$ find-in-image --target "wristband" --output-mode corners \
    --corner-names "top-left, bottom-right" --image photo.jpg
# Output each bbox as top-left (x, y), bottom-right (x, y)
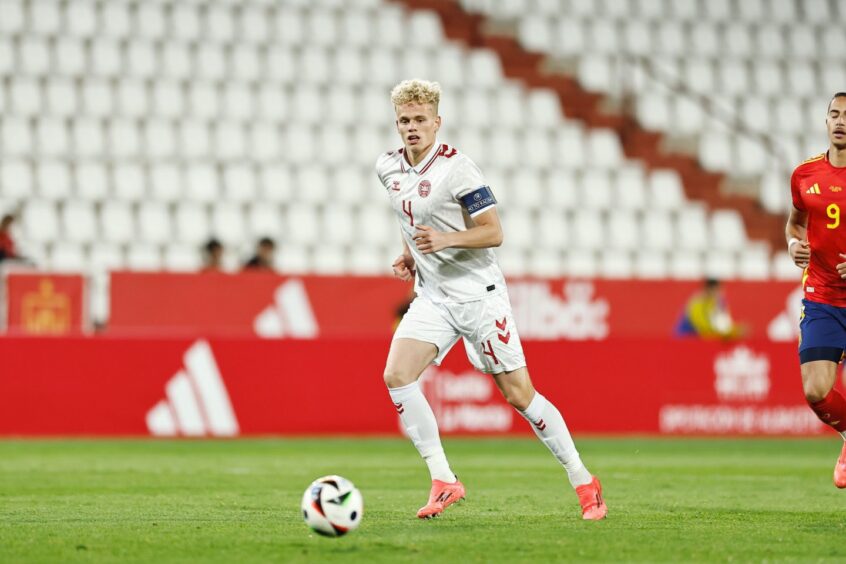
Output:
top-left (787, 237), bottom-right (800, 251)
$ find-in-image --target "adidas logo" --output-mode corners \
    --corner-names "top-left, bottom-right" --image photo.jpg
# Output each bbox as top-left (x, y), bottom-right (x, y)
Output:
top-left (806, 183), bottom-right (821, 195)
top-left (253, 279), bottom-right (319, 338)
top-left (146, 340), bottom-right (239, 437)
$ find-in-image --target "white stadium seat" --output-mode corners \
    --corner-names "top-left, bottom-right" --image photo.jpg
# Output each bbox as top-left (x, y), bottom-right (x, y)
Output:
top-left (179, 120), bottom-right (211, 160)
top-left (599, 250), bottom-right (634, 279)
top-left (580, 170), bottom-right (613, 210)
top-left (222, 164), bottom-right (258, 203)
top-left (164, 245), bottom-right (203, 272)
top-left (669, 251), bottom-right (704, 280)
top-left (565, 249), bottom-right (598, 278)
top-left (71, 118), bottom-right (105, 159)
top-left (1, 159), bottom-right (33, 200)
top-left (65, 0), bottom-right (98, 38)
top-left (311, 245), bottom-right (348, 275)
top-left (704, 250), bottom-right (738, 280)
top-left (100, 3), bottom-right (132, 39)
top-left (185, 163), bottom-right (220, 203)
top-left (246, 202), bottom-right (283, 240)
top-left (175, 203), bottom-right (211, 245)
top-left (61, 200), bottom-right (98, 243)
top-left (737, 246), bottom-right (771, 280)
top-left (260, 164), bottom-right (294, 203)
top-left (607, 210), bottom-right (640, 251)
top-left (75, 161), bottom-right (109, 201)
top-left (37, 160), bottom-right (72, 201)
top-left (277, 244), bottom-right (311, 274)
top-left (89, 243), bottom-right (125, 272)
top-left (348, 247), bottom-right (387, 275)
top-left (710, 209), bottom-right (748, 251)
top-left (322, 206), bottom-right (356, 246)
top-left (642, 210), bottom-right (675, 252)
top-left (210, 202), bottom-right (247, 246)
top-left (149, 163), bottom-right (182, 203)
top-left (286, 203), bottom-right (320, 245)
top-left (22, 200), bottom-right (60, 243)
top-left (49, 242), bottom-right (87, 272)
top-left (357, 207), bottom-right (394, 247)
top-left (126, 243), bottom-right (162, 271)
top-left (572, 210), bottom-right (606, 251)
top-left (499, 210), bottom-right (535, 251)
top-left (100, 202), bottom-right (135, 244)
top-left (529, 249), bottom-right (564, 277)
top-left (35, 119), bottom-right (69, 158)
top-left (19, 37), bottom-right (51, 76)
top-left (634, 251), bottom-right (669, 279)
top-left (90, 39), bottom-right (123, 79)
top-left (137, 202), bottom-right (174, 245)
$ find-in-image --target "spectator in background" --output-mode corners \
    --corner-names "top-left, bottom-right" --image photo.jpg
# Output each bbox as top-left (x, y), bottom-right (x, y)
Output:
top-left (201, 238), bottom-right (225, 272)
top-left (674, 278), bottom-right (744, 339)
top-left (243, 237), bottom-right (276, 271)
top-left (0, 214), bottom-right (19, 262)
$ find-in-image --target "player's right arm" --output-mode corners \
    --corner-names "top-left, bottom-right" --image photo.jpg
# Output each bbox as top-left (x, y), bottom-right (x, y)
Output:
top-left (787, 166), bottom-right (810, 268)
top-left (392, 235), bottom-right (415, 282)
top-left (786, 207), bottom-right (810, 268)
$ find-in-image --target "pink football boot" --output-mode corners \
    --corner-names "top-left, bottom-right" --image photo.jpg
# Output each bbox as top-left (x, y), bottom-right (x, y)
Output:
top-left (417, 479), bottom-right (466, 519)
top-left (834, 442), bottom-right (846, 489)
top-left (575, 476), bottom-right (608, 520)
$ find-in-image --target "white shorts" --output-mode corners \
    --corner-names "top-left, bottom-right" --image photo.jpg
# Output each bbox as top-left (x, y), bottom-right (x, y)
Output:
top-left (393, 292), bottom-right (527, 374)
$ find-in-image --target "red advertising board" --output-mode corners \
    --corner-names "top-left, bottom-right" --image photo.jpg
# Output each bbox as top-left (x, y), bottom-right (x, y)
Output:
top-left (108, 272), bottom-right (412, 338)
top-left (108, 273), bottom-right (803, 342)
top-left (0, 336), bottom-right (827, 437)
top-left (3, 272), bottom-right (87, 335)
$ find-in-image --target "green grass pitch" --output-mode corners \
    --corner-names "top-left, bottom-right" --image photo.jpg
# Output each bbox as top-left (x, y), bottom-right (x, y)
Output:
top-left (2, 437), bottom-right (845, 563)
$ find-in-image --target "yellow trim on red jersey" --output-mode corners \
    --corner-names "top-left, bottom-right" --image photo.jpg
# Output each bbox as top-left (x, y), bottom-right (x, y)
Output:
top-left (802, 153), bottom-right (825, 164)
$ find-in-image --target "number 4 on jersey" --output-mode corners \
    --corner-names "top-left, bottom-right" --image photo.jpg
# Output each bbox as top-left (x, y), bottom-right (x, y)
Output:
top-left (403, 199), bottom-right (414, 226)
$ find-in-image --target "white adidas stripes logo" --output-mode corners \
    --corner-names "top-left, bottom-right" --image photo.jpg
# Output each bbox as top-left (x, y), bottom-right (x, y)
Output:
top-left (146, 340), bottom-right (240, 437)
top-left (253, 279), bottom-right (319, 338)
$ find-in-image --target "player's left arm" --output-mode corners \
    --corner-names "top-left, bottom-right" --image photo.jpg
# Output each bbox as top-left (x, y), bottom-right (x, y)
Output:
top-left (413, 208), bottom-right (503, 254)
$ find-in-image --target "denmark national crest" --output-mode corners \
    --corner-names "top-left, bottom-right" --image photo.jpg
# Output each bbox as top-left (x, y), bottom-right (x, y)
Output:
top-left (418, 180), bottom-right (431, 198)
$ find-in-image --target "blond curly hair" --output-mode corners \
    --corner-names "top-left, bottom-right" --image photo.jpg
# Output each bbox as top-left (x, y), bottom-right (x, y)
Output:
top-left (390, 79), bottom-right (441, 111)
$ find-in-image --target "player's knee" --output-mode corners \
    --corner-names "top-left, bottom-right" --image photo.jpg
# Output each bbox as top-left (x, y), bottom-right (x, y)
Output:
top-left (383, 367), bottom-right (414, 389)
top-left (801, 364), bottom-right (836, 403)
top-left (803, 379), bottom-right (830, 403)
top-left (500, 385), bottom-right (533, 411)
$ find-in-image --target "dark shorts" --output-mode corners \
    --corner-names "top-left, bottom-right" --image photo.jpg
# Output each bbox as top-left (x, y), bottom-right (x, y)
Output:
top-left (799, 299), bottom-right (846, 364)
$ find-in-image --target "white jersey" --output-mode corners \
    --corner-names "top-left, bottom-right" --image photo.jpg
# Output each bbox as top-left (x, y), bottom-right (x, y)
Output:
top-left (375, 141), bottom-right (506, 304)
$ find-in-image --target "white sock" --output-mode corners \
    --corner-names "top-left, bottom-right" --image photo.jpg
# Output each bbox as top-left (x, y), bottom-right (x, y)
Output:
top-left (519, 392), bottom-right (593, 488)
top-left (388, 381), bottom-right (456, 483)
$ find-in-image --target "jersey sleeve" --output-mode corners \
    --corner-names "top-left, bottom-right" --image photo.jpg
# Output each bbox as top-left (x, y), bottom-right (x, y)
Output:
top-left (450, 155), bottom-right (497, 218)
top-left (790, 166), bottom-right (805, 211)
top-left (374, 153), bottom-right (388, 187)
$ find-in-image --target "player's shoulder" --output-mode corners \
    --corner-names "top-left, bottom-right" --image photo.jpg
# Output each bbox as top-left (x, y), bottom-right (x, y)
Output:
top-left (793, 152), bottom-right (827, 176)
top-left (437, 143), bottom-right (478, 171)
top-left (374, 147), bottom-right (404, 172)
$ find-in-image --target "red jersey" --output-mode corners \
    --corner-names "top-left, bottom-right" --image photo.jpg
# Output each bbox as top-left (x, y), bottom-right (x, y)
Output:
top-left (791, 152), bottom-right (846, 306)
top-left (0, 231), bottom-right (15, 259)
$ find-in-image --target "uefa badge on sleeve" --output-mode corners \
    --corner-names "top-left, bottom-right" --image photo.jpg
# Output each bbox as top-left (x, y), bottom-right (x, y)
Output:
top-left (418, 180), bottom-right (431, 198)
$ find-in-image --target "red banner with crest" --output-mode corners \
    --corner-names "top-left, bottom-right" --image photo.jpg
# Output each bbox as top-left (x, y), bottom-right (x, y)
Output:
top-left (3, 272), bottom-right (88, 335)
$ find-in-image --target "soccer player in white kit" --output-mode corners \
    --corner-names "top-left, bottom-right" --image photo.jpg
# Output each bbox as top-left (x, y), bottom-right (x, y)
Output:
top-left (376, 79), bottom-right (607, 520)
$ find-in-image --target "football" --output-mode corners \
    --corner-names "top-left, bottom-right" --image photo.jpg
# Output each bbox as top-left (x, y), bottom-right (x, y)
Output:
top-left (301, 475), bottom-right (363, 537)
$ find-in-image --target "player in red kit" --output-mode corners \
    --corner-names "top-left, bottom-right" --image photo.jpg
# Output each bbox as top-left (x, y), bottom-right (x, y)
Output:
top-left (787, 92), bottom-right (846, 487)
